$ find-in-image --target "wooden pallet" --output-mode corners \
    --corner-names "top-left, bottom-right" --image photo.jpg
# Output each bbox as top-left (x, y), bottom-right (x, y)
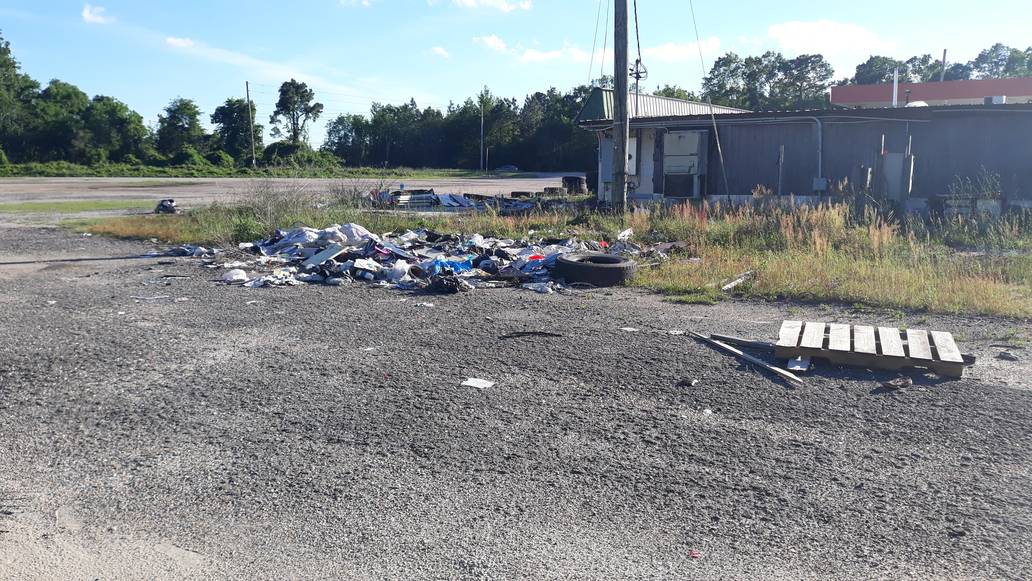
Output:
top-left (774, 321), bottom-right (966, 378)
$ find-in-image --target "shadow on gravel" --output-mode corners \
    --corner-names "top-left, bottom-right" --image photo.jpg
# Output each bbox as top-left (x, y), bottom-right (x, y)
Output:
top-left (0, 255), bottom-right (153, 266)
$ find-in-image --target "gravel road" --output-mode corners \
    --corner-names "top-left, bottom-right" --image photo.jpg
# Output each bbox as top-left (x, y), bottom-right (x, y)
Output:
top-left (0, 175), bottom-right (574, 208)
top-left (0, 227), bottom-right (1030, 580)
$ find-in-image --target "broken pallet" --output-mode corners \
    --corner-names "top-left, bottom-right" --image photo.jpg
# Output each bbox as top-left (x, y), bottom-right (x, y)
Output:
top-left (774, 321), bottom-right (966, 378)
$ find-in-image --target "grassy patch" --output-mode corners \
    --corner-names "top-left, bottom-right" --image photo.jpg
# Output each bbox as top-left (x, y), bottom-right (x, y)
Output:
top-left (0, 199), bottom-right (156, 213)
top-left (77, 192), bottom-right (1032, 318)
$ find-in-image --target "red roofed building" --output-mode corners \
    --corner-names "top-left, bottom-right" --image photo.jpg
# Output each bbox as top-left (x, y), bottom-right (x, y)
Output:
top-left (831, 78), bottom-right (1032, 108)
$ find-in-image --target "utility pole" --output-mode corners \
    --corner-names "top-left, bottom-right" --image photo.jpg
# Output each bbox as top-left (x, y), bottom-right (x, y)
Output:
top-left (245, 81), bottom-right (257, 168)
top-left (940, 49), bottom-right (948, 82)
top-left (612, 0), bottom-right (629, 212)
top-left (480, 101), bottom-right (485, 172)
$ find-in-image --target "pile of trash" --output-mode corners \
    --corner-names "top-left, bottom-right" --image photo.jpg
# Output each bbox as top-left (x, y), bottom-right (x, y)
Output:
top-left (165, 223), bottom-right (653, 294)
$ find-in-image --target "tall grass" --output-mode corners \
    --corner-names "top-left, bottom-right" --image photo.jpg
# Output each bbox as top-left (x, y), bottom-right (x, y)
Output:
top-left (79, 186), bottom-right (1032, 317)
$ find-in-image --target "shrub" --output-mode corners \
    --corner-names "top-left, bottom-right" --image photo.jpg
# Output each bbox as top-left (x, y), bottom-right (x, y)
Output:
top-left (205, 150), bottom-right (235, 168)
top-left (171, 145), bottom-right (209, 167)
top-left (0, 147), bottom-right (8, 166)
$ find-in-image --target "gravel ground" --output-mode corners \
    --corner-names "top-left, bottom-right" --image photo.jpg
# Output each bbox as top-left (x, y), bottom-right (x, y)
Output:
top-left (0, 226), bottom-right (1030, 580)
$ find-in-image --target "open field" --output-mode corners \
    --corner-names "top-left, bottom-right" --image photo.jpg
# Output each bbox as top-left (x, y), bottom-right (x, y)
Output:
top-left (0, 174), bottom-right (572, 208)
top-left (0, 226), bottom-right (1029, 578)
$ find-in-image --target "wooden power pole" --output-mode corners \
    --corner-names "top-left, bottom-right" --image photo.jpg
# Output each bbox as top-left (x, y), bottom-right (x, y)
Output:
top-left (612, 0), bottom-right (629, 212)
top-left (245, 81), bottom-right (257, 168)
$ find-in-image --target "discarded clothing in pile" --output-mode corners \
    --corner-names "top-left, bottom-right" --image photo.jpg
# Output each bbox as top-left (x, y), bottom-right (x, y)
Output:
top-left (227, 223), bottom-right (607, 294)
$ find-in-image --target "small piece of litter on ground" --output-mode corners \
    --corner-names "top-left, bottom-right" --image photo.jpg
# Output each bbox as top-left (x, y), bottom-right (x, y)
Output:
top-left (998, 351), bottom-right (1020, 362)
top-left (703, 409), bottom-right (714, 416)
top-left (222, 269), bottom-right (249, 284)
top-left (689, 550), bottom-right (702, 559)
top-left (462, 378), bottom-right (495, 389)
top-left (881, 376), bottom-right (913, 391)
top-left (621, 327), bottom-right (639, 332)
top-left (668, 330), bottom-right (685, 335)
top-left (246, 300), bottom-right (259, 305)
top-left (46, 300), bottom-right (56, 306)
top-left (787, 356), bottom-right (811, 372)
top-left (415, 302), bottom-right (435, 308)
top-left (130, 295), bottom-right (171, 301)
top-left (173, 297), bottom-right (190, 303)
top-left (361, 347), bottom-right (376, 352)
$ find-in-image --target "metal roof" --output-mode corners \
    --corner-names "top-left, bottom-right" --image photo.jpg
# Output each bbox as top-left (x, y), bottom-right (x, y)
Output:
top-left (575, 87), bottom-right (749, 127)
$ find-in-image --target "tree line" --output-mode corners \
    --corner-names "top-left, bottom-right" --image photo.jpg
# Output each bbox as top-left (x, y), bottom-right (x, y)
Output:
top-left (691, 42), bottom-right (1032, 111)
top-left (1, 28), bottom-right (1030, 172)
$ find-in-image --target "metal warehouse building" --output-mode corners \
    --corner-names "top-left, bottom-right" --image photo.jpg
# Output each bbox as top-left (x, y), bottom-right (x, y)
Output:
top-left (577, 87), bottom-right (1032, 205)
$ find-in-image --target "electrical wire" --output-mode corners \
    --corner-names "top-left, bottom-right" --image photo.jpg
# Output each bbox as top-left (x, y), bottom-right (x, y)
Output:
top-left (599, 0), bottom-right (610, 84)
top-left (688, 0), bottom-right (730, 196)
top-left (588, 0), bottom-right (604, 85)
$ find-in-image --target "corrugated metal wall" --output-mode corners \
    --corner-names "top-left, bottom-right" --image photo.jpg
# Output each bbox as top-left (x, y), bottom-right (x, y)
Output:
top-left (655, 110), bottom-right (1032, 198)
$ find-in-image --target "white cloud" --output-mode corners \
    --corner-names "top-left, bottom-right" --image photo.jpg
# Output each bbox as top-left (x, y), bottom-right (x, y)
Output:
top-left (519, 46), bottom-right (590, 64)
top-left (165, 36), bottom-right (195, 48)
top-left (81, 3), bottom-right (112, 24)
top-left (642, 37), bottom-right (721, 64)
top-left (473, 34), bottom-right (509, 53)
top-left (767, 20), bottom-right (897, 77)
top-left (340, 0), bottom-right (373, 6)
top-left (451, 0), bottom-right (531, 12)
top-left (431, 46), bottom-right (450, 58)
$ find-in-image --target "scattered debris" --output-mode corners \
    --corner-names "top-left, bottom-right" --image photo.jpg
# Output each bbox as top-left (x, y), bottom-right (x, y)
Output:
top-left (787, 356), bottom-right (811, 372)
top-left (222, 269), bottom-right (249, 284)
top-left (620, 327), bottom-right (640, 333)
top-left (690, 332), bottom-right (804, 387)
top-left (677, 378), bottom-right (700, 388)
top-left (997, 351), bottom-right (1020, 362)
top-left (462, 378), bottom-right (495, 389)
top-left (881, 376), bottom-right (914, 391)
top-left (177, 223), bottom-right (649, 295)
top-left (154, 199), bottom-right (179, 215)
top-left (414, 302), bottom-right (435, 308)
top-left (720, 270), bottom-right (755, 292)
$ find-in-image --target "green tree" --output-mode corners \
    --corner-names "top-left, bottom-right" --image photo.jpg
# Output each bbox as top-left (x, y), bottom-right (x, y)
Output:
top-left (653, 84), bottom-right (698, 101)
top-left (702, 53), bottom-right (748, 108)
top-left (211, 98), bottom-right (263, 166)
top-left (323, 113), bottom-right (371, 165)
top-left (775, 54), bottom-right (834, 109)
top-left (971, 43), bottom-right (1015, 78)
top-left (84, 95), bottom-right (149, 163)
top-left (269, 79), bottom-right (323, 144)
top-left (156, 98), bottom-right (205, 158)
top-left (32, 79), bottom-right (91, 162)
top-left (852, 56), bottom-right (905, 85)
top-left (0, 31), bottom-right (41, 162)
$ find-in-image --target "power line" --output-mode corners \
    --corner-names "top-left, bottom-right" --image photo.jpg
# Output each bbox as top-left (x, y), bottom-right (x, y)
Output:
top-left (688, 0), bottom-right (730, 197)
top-left (599, 0), bottom-right (611, 83)
top-left (588, 0), bottom-right (604, 85)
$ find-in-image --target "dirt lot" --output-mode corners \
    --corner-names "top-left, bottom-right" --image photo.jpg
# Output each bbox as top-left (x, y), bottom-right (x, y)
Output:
top-left (0, 226), bottom-right (1030, 580)
top-left (0, 175), bottom-right (571, 209)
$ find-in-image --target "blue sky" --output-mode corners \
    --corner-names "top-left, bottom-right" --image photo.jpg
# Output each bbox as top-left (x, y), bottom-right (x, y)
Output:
top-left (2, 0), bottom-right (1029, 144)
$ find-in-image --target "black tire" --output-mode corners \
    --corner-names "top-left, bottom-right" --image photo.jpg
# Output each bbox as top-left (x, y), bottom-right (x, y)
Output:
top-left (553, 252), bottom-right (636, 287)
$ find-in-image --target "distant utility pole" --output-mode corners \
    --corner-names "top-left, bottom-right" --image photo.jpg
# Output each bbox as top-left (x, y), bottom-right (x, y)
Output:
top-left (940, 49), bottom-right (948, 83)
top-left (245, 81), bottom-right (257, 167)
top-left (480, 101), bottom-right (485, 172)
top-left (612, 0), bottom-right (629, 212)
